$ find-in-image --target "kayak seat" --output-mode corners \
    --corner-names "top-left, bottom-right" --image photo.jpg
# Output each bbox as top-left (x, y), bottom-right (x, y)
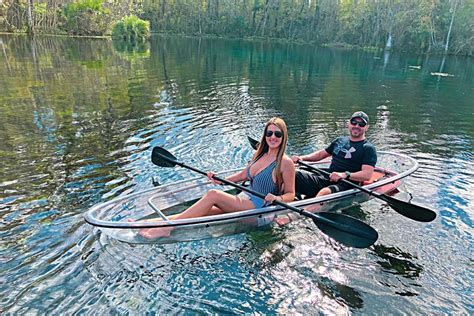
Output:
top-left (361, 170), bottom-right (387, 185)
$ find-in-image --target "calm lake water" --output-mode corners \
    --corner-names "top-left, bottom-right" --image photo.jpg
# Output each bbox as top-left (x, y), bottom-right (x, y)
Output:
top-left (0, 34), bottom-right (473, 314)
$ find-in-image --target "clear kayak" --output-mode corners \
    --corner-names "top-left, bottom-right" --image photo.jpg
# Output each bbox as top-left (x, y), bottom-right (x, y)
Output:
top-left (84, 151), bottom-right (418, 244)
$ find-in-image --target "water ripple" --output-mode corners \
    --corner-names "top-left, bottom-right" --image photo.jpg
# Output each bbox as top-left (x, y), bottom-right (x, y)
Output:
top-left (0, 35), bottom-right (472, 314)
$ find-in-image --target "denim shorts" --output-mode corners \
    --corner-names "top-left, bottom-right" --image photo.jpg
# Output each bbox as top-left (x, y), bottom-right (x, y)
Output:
top-left (237, 191), bottom-right (266, 209)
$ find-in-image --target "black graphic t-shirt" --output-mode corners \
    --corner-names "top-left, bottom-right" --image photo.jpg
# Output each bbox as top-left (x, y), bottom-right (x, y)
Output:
top-left (325, 136), bottom-right (377, 172)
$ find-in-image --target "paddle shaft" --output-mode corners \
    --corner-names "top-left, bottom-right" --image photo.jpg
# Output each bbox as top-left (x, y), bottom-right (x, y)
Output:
top-left (297, 160), bottom-right (436, 221)
top-left (152, 146), bottom-right (380, 247)
top-left (247, 136), bottom-right (436, 222)
top-left (172, 159), bottom-right (375, 239)
top-left (297, 161), bottom-right (388, 201)
top-left (249, 138), bottom-right (386, 200)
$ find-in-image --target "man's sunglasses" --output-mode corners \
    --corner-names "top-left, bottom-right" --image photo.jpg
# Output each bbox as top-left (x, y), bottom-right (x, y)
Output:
top-left (350, 119), bottom-right (367, 127)
top-left (265, 130), bottom-right (283, 138)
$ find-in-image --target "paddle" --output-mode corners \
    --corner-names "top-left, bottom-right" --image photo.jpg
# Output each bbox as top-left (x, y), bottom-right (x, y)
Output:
top-left (248, 136), bottom-right (436, 222)
top-left (152, 146), bottom-right (378, 248)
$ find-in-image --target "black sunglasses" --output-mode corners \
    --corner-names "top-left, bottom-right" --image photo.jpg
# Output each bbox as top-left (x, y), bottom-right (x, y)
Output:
top-left (350, 119), bottom-right (367, 127)
top-left (265, 130), bottom-right (283, 138)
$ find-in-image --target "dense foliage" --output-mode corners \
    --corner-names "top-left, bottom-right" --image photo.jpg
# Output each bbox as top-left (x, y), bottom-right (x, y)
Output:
top-left (140, 0), bottom-right (473, 55)
top-left (1, 0), bottom-right (473, 55)
top-left (61, 0), bottom-right (110, 36)
top-left (112, 15), bottom-right (150, 42)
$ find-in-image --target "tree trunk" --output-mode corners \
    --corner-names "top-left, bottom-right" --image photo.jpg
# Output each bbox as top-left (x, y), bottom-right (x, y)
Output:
top-left (309, 3), bottom-right (319, 41)
top-left (259, 0), bottom-right (272, 36)
top-left (251, 0), bottom-right (258, 33)
top-left (26, 0), bottom-right (34, 34)
top-left (444, 0), bottom-right (459, 54)
top-left (161, 0), bottom-right (166, 29)
top-left (198, 2), bottom-right (202, 34)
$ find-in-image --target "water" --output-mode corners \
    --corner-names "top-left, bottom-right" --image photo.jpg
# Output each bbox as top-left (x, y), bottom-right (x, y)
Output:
top-left (0, 34), bottom-right (472, 314)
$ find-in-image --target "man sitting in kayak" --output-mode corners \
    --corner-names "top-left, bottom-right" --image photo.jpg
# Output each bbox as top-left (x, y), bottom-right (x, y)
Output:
top-left (291, 111), bottom-right (377, 198)
top-left (138, 117), bottom-right (295, 238)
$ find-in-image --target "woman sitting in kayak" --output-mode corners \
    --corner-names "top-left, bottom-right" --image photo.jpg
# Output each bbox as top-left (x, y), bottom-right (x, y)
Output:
top-left (138, 117), bottom-right (296, 238)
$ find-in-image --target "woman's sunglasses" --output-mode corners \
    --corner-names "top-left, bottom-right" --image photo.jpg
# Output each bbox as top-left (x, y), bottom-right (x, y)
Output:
top-left (265, 130), bottom-right (283, 138)
top-left (350, 119), bottom-right (367, 127)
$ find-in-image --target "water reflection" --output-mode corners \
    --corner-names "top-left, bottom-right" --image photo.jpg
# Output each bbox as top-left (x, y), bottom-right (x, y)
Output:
top-left (316, 276), bottom-right (364, 309)
top-left (0, 34), bottom-right (472, 314)
top-left (372, 244), bottom-right (423, 279)
top-left (112, 40), bottom-right (150, 57)
top-left (80, 234), bottom-right (278, 314)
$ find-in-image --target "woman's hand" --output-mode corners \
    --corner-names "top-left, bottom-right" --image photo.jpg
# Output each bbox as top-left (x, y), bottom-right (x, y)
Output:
top-left (207, 172), bottom-right (223, 185)
top-left (264, 193), bottom-right (282, 204)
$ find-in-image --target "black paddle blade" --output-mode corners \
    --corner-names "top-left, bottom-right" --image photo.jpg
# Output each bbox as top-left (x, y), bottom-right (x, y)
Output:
top-left (247, 136), bottom-right (260, 150)
top-left (151, 147), bottom-right (178, 168)
top-left (312, 212), bottom-right (378, 248)
top-left (295, 159), bottom-right (437, 223)
top-left (381, 194), bottom-right (437, 222)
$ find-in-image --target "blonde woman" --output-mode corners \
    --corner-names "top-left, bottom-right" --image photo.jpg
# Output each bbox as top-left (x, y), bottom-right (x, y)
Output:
top-left (139, 117), bottom-right (295, 238)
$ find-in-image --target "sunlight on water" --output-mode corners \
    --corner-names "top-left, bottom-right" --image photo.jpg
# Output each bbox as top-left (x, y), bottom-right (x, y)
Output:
top-left (0, 34), bottom-right (472, 314)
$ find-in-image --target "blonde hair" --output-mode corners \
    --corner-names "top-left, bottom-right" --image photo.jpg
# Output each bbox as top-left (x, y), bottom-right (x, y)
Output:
top-left (251, 117), bottom-right (288, 191)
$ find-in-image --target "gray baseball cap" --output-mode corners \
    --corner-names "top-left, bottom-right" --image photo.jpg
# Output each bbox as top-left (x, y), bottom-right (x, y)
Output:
top-left (350, 111), bottom-right (369, 123)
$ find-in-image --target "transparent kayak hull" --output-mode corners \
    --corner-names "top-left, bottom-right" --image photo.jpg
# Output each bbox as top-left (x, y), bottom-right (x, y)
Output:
top-left (84, 151), bottom-right (418, 244)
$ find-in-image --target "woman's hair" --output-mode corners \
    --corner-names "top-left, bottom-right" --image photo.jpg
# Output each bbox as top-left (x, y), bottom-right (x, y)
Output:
top-left (252, 117), bottom-right (288, 191)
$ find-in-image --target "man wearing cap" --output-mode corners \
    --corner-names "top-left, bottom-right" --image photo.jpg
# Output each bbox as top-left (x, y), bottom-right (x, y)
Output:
top-left (291, 111), bottom-right (377, 197)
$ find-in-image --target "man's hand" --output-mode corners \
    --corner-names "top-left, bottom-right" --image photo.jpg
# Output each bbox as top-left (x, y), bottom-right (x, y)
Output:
top-left (329, 172), bottom-right (346, 182)
top-left (290, 156), bottom-right (302, 163)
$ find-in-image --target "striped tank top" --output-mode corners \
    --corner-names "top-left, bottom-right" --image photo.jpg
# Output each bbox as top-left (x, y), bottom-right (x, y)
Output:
top-left (245, 159), bottom-right (279, 208)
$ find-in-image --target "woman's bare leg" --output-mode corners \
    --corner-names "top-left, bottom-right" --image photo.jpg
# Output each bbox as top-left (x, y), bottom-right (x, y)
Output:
top-left (139, 190), bottom-right (255, 238)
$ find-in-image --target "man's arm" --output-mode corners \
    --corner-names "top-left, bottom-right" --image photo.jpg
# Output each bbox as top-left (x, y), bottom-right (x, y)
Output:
top-left (291, 149), bottom-right (331, 163)
top-left (346, 164), bottom-right (374, 182)
top-left (329, 164), bottom-right (375, 182)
